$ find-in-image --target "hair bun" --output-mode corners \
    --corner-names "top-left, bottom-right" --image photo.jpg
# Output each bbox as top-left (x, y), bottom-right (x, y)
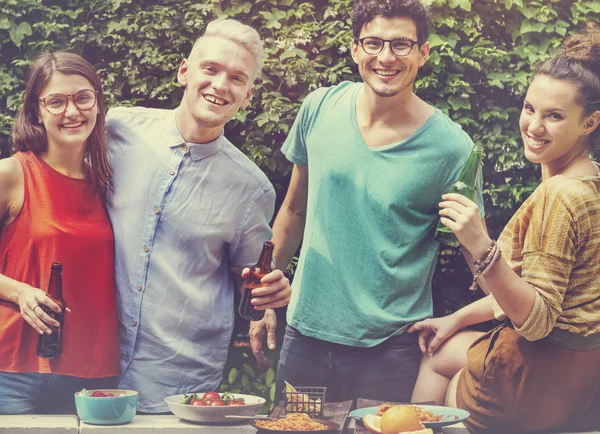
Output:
top-left (561, 23), bottom-right (600, 76)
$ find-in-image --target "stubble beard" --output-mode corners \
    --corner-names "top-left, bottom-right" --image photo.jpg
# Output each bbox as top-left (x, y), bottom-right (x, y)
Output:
top-left (370, 73), bottom-right (416, 98)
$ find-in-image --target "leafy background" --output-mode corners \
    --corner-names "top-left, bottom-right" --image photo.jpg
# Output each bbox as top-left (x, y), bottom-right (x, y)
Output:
top-left (1, 0), bottom-right (598, 411)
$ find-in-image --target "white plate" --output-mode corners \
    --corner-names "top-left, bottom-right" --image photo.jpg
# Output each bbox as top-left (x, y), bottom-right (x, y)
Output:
top-left (349, 405), bottom-right (470, 429)
top-left (165, 393), bottom-right (266, 423)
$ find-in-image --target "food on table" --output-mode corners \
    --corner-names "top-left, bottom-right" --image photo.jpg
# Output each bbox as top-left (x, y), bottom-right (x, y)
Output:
top-left (254, 413), bottom-right (328, 431)
top-left (376, 404), bottom-right (456, 423)
top-left (179, 391), bottom-right (245, 406)
top-left (91, 391), bottom-right (118, 397)
top-left (78, 389), bottom-right (120, 398)
top-left (363, 409), bottom-right (434, 434)
top-left (381, 406), bottom-right (423, 434)
top-left (284, 382), bottom-right (323, 414)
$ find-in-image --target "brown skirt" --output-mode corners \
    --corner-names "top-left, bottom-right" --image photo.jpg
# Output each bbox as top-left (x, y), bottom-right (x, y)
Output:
top-left (456, 324), bottom-right (600, 433)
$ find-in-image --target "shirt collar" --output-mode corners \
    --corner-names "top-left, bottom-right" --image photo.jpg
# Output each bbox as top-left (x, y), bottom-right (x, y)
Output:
top-left (167, 110), bottom-right (222, 161)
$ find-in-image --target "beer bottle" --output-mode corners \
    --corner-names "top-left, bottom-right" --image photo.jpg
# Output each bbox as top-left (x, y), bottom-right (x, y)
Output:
top-left (37, 262), bottom-right (65, 359)
top-left (239, 242), bottom-right (274, 321)
top-left (435, 145), bottom-right (484, 248)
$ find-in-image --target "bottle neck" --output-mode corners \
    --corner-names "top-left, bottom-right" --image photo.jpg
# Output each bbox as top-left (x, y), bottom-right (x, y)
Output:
top-left (47, 266), bottom-right (63, 303)
top-left (256, 242), bottom-right (274, 271)
top-left (457, 147), bottom-right (483, 186)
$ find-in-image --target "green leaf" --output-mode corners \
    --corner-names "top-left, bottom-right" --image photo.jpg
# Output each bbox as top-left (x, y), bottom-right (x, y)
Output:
top-left (428, 34), bottom-right (444, 48)
top-left (243, 364), bottom-right (255, 378)
top-left (520, 20), bottom-right (545, 35)
top-left (280, 48), bottom-right (307, 61)
top-left (269, 383), bottom-right (276, 402)
top-left (228, 367), bottom-right (238, 384)
top-left (0, 17), bottom-right (11, 30)
top-left (265, 368), bottom-right (275, 386)
top-left (588, 2), bottom-right (600, 13)
top-left (448, 95), bottom-right (471, 111)
top-left (9, 22), bottom-right (32, 47)
top-left (457, 0), bottom-right (471, 12)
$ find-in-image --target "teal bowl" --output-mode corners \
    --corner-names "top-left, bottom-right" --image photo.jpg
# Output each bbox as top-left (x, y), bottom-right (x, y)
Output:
top-left (74, 389), bottom-right (138, 425)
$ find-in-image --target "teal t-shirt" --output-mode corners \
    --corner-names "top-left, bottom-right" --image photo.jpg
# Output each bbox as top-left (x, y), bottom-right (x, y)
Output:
top-left (282, 81), bottom-right (484, 347)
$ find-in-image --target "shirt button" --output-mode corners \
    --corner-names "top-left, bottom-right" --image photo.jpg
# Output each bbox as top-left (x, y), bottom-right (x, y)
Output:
top-left (181, 145), bottom-right (189, 154)
top-left (132, 320), bottom-right (137, 326)
top-left (122, 355), bottom-right (130, 361)
top-left (136, 285), bottom-right (142, 291)
top-left (169, 170), bottom-right (176, 176)
top-left (154, 207), bottom-right (160, 214)
top-left (143, 246), bottom-right (149, 252)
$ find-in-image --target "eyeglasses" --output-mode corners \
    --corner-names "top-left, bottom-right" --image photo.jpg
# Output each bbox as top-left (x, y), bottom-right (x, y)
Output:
top-left (38, 89), bottom-right (98, 115)
top-left (355, 37), bottom-right (419, 57)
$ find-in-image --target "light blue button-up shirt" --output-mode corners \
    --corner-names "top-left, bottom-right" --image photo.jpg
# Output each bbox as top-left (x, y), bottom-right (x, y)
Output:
top-left (105, 107), bottom-right (275, 412)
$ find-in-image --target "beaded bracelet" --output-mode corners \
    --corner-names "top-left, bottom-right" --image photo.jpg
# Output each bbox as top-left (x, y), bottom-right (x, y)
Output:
top-left (469, 240), bottom-right (502, 291)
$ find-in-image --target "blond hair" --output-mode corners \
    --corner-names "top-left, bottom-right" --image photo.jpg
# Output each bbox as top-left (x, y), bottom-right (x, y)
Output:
top-left (192, 18), bottom-right (263, 80)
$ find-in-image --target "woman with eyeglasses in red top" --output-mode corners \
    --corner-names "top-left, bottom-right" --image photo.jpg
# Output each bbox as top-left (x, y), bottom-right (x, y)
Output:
top-left (0, 52), bottom-right (120, 414)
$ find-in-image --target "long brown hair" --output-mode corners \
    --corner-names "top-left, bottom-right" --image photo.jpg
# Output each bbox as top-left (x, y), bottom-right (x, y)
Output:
top-left (12, 52), bottom-right (112, 194)
top-left (536, 23), bottom-right (600, 149)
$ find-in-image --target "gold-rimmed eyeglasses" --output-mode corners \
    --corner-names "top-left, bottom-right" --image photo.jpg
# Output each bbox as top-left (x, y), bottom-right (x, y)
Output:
top-left (355, 37), bottom-right (419, 57)
top-left (38, 89), bottom-right (98, 116)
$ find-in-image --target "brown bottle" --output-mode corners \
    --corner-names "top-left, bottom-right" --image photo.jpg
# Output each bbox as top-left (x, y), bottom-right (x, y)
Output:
top-left (239, 242), bottom-right (274, 321)
top-left (37, 262), bottom-right (65, 359)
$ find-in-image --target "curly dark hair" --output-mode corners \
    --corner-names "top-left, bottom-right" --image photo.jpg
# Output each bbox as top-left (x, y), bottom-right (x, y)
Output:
top-left (536, 22), bottom-right (600, 149)
top-left (351, 0), bottom-right (430, 43)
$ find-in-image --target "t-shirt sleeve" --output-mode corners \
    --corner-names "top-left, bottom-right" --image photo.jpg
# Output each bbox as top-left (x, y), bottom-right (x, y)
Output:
top-left (281, 90), bottom-right (325, 166)
top-left (513, 182), bottom-right (578, 340)
top-left (229, 186), bottom-right (276, 273)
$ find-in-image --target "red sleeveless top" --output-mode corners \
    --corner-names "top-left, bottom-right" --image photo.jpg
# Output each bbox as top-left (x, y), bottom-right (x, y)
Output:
top-left (0, 152), bottom-right (120, 378)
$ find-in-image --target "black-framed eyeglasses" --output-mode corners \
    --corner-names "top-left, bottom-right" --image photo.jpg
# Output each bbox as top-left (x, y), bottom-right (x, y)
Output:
top-left (355, 37), bottom-right (419, 57)
top-left (38, 89), bottom-right (98, 115)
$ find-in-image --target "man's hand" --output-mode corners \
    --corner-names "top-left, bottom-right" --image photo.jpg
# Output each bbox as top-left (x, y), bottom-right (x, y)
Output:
top-left (240, 268), bottom-right (291, 310)
top-left (249, 309), bottom-right (277, 370)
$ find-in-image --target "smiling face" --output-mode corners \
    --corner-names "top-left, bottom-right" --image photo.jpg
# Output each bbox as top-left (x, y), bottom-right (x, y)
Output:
top-left (351, 16), bottom-right (429, 99)
top-left (37, 71), bottom-right (98, 152)
top-left (520, 74), bottom-right (598, 173)
top-left (177, 36), bottom-right (256, 138)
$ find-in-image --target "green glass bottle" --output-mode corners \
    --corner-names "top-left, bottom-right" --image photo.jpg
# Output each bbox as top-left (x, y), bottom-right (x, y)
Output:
top-left (435, 145), bottom-right (484, 247)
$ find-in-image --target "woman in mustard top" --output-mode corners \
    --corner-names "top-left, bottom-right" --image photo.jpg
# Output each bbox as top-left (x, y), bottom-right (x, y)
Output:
top-left (409, 23), bottom-right (600, 433)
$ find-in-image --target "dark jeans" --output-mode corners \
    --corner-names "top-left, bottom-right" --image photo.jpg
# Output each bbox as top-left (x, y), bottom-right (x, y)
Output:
top-left (275, 326), bottom-right (421, 403)
top-left (0, 372), bottom-right (118, 414)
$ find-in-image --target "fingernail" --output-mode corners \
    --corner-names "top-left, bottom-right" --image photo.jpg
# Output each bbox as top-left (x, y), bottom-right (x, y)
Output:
top-left (269, 344), bottom-right (275, 349)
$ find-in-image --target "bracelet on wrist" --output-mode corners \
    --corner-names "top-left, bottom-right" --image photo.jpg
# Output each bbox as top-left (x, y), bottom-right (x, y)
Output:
top-left (469, 240), bottom-right (502, 291)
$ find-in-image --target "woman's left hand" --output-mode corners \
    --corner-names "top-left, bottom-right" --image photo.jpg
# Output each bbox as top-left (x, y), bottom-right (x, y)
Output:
top-left (439, 193), bottom-right (492, 257)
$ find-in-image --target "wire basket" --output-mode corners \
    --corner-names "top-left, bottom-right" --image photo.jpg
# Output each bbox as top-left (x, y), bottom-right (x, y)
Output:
top-left (283, 386), bottom-right (327, 418)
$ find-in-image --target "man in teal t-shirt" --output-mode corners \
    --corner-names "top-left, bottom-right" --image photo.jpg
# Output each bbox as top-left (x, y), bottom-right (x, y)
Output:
top-left (254, 0), bottom-right (484, 401)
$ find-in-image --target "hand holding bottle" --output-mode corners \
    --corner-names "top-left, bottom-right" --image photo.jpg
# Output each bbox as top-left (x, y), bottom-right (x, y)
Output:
top-left (435, 145), bottom-right (484, 247)
top-left (438, 193), bottom-right (493, 258)
top-left (15, 282), bottom-right (63, 335)
top-left (240, 268), bottom-right (291, 311)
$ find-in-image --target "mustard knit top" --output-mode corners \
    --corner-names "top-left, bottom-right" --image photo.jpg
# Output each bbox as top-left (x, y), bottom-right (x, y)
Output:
top-left (492, 170), bottom-right (600, 341)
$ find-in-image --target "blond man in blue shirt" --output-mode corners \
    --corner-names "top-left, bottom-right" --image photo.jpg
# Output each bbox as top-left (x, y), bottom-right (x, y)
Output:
top-left (106, 19), bottom-right (290, 413)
